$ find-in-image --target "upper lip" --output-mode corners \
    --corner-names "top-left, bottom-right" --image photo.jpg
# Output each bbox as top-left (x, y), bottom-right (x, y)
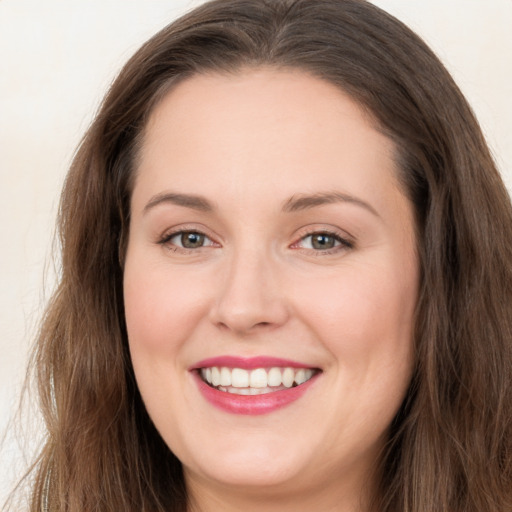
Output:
top-left (190, 355), bottom-right (318, 370)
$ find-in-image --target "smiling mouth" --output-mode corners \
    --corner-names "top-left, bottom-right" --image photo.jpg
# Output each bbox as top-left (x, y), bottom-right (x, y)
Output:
top-left (199, 366), bottom-right (319, 395)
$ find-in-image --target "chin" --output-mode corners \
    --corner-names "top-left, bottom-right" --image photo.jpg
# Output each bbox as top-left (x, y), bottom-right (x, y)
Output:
top-left (180, 436), bottom-right (316, 490)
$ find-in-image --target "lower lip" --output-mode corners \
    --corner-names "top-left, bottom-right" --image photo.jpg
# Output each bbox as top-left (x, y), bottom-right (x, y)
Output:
top-left (193, 372), bottom-right (319, 415)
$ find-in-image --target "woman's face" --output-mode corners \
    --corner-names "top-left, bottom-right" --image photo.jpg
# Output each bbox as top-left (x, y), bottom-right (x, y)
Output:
top-left (124, 69), bottom-right (419, 507)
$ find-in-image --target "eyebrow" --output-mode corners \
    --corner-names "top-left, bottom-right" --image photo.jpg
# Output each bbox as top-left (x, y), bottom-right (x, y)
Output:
top-left (143, 192), bottom-right (214, 214)
top-left (143, 190), bottom-right (379, 217)
top-left (282, 191), bottom-right (380, 217)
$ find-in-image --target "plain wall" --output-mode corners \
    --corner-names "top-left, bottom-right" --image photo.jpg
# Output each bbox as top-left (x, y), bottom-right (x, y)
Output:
top-left (1, 0), bottom-right (511, 503)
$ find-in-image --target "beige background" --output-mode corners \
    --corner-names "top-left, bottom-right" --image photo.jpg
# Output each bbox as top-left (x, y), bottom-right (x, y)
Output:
top-left (1, 0), bottom-right (511, 502)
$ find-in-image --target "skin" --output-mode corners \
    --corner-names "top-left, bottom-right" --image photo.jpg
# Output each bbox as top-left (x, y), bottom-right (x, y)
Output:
top-left (124, 68), bottom-right (419, 512)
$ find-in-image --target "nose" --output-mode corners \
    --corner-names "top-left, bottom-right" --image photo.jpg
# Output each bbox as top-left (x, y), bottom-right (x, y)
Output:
top-left (209, 250), bottom-right (289, 335)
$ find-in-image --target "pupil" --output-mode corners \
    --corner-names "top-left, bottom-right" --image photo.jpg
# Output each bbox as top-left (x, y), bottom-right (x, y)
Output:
top-left (312, 234), bottom-right (334, 250)
top-left (182, 232), bottom-right (204, 248)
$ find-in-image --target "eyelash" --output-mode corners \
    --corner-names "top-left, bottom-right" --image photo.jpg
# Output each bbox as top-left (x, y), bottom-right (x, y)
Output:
top-left (158, 229), bottom-right (218, 253)
top-left (292, 229), bottom-right (354, 255)
top-left (157, 228), bottom-right (354, 255)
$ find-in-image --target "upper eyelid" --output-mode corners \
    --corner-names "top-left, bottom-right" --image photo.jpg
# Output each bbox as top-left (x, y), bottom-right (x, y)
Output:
top-left (158, 225), bottom-right (218, 243)
top-left (292, 226), bottom-right (354, 243)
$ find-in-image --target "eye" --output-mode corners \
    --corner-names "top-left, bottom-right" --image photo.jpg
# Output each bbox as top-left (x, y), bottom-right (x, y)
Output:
top-left (161, 230), bottom-right (216, 250)
top-left (293, 230), bottom-right (353, 252)
top-left (302, 233), bottom-right (340, 250)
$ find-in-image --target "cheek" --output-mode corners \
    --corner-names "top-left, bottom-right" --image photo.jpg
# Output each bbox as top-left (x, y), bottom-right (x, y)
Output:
top-left (123, 261), bottom-right (211, 357)
top-left (122, 261), bottom-right (208, 440)
top-left (292, 257), bottom-right (417, 369)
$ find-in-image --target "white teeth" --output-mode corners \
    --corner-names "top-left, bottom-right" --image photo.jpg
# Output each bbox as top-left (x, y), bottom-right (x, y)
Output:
top-left (220, 367), bottom-right (231, 386)
top-left (200, 366), bottom-right (317, 391)
top-left (231, 368), bottom-right (249, 387)
top-left (249, 368), bottom-right (268, 388)
top-left (303, 369), bottom-right (314, 382)
top-left (268, 367), bottom-right (282, 386)
top-left (282, 367), bottom-right (294, 388)
top-left (211, 367), bottom-right (221, 386)
top-left (295, 369), bottom-right (306, 385)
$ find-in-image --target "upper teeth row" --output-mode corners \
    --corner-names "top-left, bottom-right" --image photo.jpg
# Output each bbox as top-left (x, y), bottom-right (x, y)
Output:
top-left (200, 367), bottom-right (314, 388)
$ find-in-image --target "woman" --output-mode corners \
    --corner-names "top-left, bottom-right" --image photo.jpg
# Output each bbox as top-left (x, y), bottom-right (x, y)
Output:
top-left (18, 0), bottom-right (512, 510)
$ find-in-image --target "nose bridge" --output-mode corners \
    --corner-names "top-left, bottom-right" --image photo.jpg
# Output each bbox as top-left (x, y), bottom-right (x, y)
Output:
top-left (210, 242), bottom-right (288, 334)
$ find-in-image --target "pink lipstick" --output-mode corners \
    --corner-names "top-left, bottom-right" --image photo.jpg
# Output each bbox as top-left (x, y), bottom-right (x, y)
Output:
top-left (190, 356), bottom-right (320, 415)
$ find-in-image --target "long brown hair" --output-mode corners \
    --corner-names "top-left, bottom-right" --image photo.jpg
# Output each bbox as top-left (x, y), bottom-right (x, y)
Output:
top-left (15, 0), bottom-right (512, 510)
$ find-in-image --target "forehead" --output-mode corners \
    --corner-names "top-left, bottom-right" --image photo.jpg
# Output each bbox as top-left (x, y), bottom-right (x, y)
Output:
top-left (134, 68), bottom-right (403, 216)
